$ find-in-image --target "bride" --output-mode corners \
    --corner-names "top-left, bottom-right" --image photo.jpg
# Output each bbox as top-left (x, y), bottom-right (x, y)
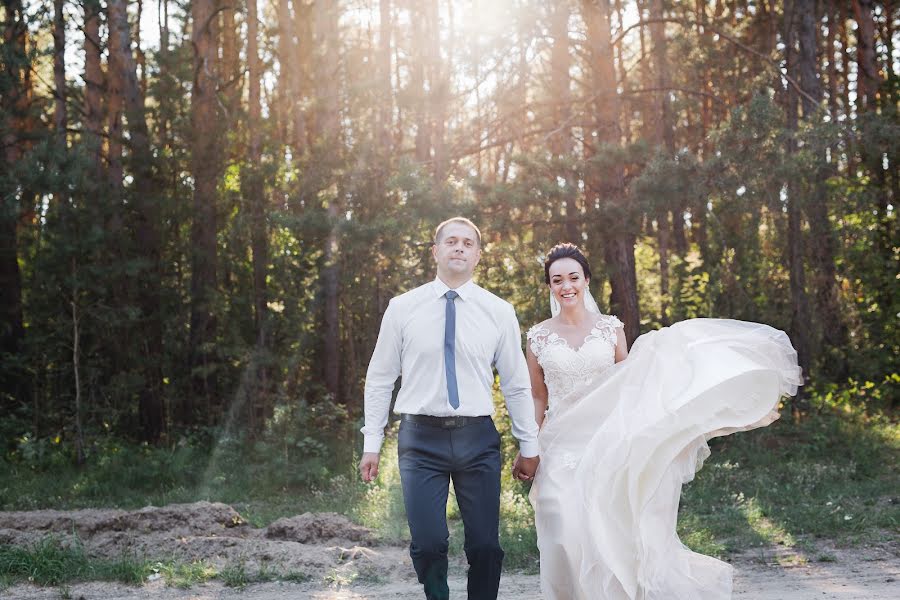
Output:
top-left (515, 243), bottom-right (802, 600)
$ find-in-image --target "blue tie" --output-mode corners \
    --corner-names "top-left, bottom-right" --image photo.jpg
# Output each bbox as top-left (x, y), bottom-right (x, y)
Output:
top-left (444, 290), bottom-right (460, 410)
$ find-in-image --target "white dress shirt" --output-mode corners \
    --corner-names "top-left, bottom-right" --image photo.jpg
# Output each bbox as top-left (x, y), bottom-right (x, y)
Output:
top-left (362, 277), bottom-right (539, 457)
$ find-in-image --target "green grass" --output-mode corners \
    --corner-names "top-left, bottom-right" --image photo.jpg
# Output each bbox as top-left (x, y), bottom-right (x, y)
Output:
top-left (0, 538), bottom-right (152, 587)
top-left (1, 386), bottom-right (897, 582)
top-left (0, 538), bottom-right (311, 591)
top-left (678, 408), bottom-right (899, 556)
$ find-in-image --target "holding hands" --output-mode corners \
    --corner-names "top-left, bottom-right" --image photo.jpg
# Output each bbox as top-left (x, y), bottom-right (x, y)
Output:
top-left (512, 452), bottom-right (540, 482)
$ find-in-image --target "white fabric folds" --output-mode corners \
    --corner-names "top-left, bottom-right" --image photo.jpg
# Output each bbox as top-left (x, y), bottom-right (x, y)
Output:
top-left (530, 318), bottom-right (803, 600)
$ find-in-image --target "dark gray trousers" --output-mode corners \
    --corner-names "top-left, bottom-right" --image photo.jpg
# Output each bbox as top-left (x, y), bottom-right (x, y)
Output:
top-left (397, 417), bottom-right (504, 600)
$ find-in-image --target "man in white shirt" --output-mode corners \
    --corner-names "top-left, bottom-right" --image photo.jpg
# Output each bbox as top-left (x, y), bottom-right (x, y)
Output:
top-left (359, 217), bottom-right (540, 600)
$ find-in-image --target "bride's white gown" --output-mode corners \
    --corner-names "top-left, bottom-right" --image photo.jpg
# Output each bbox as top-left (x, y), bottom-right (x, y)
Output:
top-left (527, 316), bottom-right (802, 600)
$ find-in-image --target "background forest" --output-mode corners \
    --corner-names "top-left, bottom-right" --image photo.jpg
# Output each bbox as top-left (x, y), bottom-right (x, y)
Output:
top-left (0, 0), bottom-right (897, 570)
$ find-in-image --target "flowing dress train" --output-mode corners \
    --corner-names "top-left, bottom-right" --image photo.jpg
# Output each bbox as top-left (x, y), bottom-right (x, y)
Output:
top-left (527, 317), bottom-right (802, 600)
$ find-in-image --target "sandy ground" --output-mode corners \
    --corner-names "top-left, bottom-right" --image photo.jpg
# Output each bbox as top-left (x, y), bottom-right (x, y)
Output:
top-left (1, 502), bottom-right (897, 599)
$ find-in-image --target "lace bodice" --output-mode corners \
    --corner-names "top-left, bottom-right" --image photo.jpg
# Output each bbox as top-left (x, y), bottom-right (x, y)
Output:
top-left (527, 314), bottom-right (623, 413)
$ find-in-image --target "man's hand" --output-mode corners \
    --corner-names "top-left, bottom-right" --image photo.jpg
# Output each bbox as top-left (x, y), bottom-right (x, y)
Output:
top-left (359, 452), bottom-right (380, 483)
top-left (512, 452), bottom-right (540, 482)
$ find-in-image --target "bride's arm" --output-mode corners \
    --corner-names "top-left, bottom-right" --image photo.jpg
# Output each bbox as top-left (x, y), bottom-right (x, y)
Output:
top-left (614, 327), bottom-right (628, 363)
top-left (525, 347), bottom-right (549, 429)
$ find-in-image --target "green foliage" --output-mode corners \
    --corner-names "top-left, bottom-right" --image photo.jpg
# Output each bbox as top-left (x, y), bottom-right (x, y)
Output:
top-left (0, 398), bottom-right (360, 515)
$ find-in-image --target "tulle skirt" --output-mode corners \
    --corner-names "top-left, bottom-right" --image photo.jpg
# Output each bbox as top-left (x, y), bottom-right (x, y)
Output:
top-left (529, 319), bottom-right (803, 600)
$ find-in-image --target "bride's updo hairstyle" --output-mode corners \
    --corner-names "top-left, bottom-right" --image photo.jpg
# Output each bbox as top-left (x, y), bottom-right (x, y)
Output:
top-left (544, 243), bottom-right (592, 284)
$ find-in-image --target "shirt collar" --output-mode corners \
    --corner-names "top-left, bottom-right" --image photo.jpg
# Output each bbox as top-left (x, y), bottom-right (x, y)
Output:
top-left (433, 277), bottom-right (476, 300)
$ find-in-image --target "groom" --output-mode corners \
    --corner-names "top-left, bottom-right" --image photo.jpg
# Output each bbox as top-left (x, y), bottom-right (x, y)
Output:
top-left (359, 217), bottom-right (540, 600)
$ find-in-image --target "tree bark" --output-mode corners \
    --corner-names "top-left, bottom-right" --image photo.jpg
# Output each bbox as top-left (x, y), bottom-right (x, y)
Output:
top-left (411, 2), bottom-right (430, 164)
top-left (851, 0), bottom-right (879, 113)
top-left (550, 1), bottom-right (581, 243)
top-left (221, 0), bottom-right (240, 118)
top-left (107, 11), bottom-right (124, 200)
top-left (797, 0), bottom-right (846, 376)
top-left (783, 0), bottom-right (812, 411)
top-left (71, 293), bottom-right (86, 465)
top-left (582, 0), bottom-right (640, 343)
top-left (156, 0), bottom-right (171, 145)
top-left (315, 0), bottom-right (342, 402)
top-left (187, 0), bottom-right (221, 421)
top-left (247, 0), bottom-right (271, 424)
top-left (108, 0), bottom-right (166, 441)
top-left (377, 0), bottom-right (393, 155)
top-left (648, 0), bottom-right (674, 153)
top-left (648, 0), bottom-right (675, 323)
top-left (276, 0), bottom-right (310, 155)
top-left (825, 3), bottom-right (838, 118)
top-left (53, 0), bottom-right (67, 147)
top-left (83, 0), bottom-right (104, 171)
top-left (427, 0), bottom-right (446, 180)
top-left (613, 0), bottom-right (632, 144)
top-left (0, 0), bottom-right (28, 397)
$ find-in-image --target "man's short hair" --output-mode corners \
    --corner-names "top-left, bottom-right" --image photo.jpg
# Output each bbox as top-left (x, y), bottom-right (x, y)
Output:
top-left (433, 217), bottom-right (482, 246)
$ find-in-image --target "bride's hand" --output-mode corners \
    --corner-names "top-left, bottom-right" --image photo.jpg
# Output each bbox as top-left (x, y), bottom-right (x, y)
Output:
top-left (512, 452), bottom-right (539, 481)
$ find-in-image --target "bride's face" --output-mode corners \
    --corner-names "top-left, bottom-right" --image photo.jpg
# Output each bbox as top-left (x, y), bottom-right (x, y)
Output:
top-left (548, 257), bottom-right (589, 310)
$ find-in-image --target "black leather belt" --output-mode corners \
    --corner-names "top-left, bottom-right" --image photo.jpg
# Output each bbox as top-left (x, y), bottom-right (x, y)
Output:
top-left (400, 414), bottom-right (490, 428)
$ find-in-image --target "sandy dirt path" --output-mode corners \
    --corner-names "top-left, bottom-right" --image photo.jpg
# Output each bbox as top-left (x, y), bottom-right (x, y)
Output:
top-left (5, 547), bottom-right (898, 600)
top-left (1, 502), bottom-right (896, 599)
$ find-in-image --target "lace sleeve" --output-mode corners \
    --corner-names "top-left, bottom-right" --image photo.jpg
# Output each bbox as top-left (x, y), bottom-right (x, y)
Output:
top-left (526, 324), bottom-right (550, 359)
top-left (589, 315), bottom-right (624, 347)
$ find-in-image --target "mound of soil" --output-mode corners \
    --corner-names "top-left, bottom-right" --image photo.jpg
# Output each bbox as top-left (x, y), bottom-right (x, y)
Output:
top-left (0, 502), bottom-right (408, 581)
top-left (265, 513), bottom-right (377, 546)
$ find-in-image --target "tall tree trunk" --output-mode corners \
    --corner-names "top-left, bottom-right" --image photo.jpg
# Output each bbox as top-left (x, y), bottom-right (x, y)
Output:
top-left (648, 0), bottom-right (674, 324)
top-left (550, 0), bottom-right (580, 243)
top-left (108, 0), bottom-right (166, 441)
top-left (613, 0), bottom-right (632, 144)
top-left (825, 3), bottom-right (838, 118)
top-left (246, 0), bottom-right (270, 427)
top-left (156, 0), bottom-right (170, 145)
top-left (412, 2), bottom-right (430, 164)
top-left (427, 0), bottom-right (446, 180)
top-left (783, 0), bottom-right (811, 412)
top-left (851, 0), bottom-right (880, 113)
top-left (315, 0), bottom-right (342, 402)
top-left (377, 0), bottom-right (393, 155)
top-left (53, 0), bottom-right (67, 146)
top-left (657, 10), bottom-right (686, 258)
top-left (838, 1), bottom-right (855, 175)
top-left (188, 0), bottom-right (221, 422)
top-left (883, 0), bottom-right (897, 109)
top-left (107, 26), bottom-right (124, 199)
top-left (648, 0), bottom-right (674, 153)
top-left (692, 0), bottom-right (711, 262)
top-left (221, 0), bottom-right (240, 119)
top-left (71, 292), bottom-right (86, 465)
top-left (797, 0), bottom-right (846, 377)
top-left (0, 0), bottom-right (28, 404)
top-left (83, 0), bottom-right (104, 171)
top-left (277, 0), bottom-right (309, 155)
top-left (583, 0), bottom-right (640, 343)
top-left (132, 0), bottom-right (146, 97)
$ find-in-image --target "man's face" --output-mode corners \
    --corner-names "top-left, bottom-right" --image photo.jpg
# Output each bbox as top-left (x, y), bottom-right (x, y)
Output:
top-left (432, 222), bottom-right (481, 281)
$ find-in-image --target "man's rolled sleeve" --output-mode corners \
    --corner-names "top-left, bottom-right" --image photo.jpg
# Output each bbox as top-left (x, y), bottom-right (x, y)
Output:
top-left (494, 304), bottom-right (540, 457)
top-left (361, 300), bottom-right (402, 454)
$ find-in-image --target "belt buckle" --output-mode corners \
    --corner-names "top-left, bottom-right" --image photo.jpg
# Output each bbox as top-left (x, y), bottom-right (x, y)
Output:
top-left (445, 417), bottom-right (461, 428)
